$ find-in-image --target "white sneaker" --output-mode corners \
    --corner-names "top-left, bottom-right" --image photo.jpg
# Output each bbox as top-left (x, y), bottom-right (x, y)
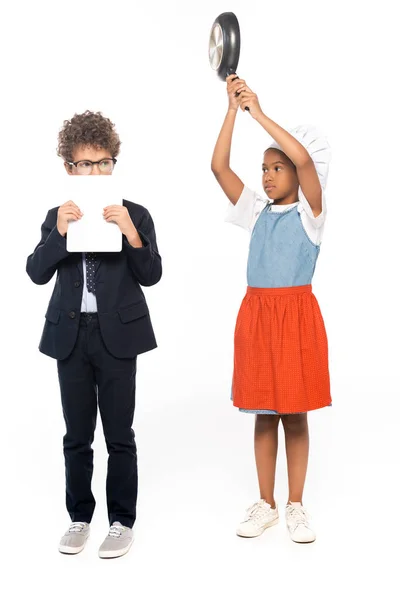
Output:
top-left (285, 502), bottom-right (316, 543)
top-left (59, 522), bottom-right (90, 554)
top-left (236, 500), bottom-right (279, 538)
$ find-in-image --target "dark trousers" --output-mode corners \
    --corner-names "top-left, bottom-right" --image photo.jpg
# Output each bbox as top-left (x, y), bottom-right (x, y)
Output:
top-left (57, 313), bottom-right (138, 528)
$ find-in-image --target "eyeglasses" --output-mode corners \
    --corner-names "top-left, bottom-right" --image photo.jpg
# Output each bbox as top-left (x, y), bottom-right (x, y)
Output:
top-left (67, 157), bottom-right (117, 175)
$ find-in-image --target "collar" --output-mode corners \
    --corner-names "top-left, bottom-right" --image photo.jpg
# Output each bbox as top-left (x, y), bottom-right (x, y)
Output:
top-left (267, 200), bottom-right (299, 212)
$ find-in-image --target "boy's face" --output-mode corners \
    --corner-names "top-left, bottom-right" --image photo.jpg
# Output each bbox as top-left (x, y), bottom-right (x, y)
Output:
top-left (65, 145), bottom-right (114, 176)
top-left (262, 149), bottom-right (298, 202)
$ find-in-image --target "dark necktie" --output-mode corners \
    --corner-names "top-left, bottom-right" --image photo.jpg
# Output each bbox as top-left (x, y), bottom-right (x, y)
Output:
top-left (85, 252), bottom-right (97, 294)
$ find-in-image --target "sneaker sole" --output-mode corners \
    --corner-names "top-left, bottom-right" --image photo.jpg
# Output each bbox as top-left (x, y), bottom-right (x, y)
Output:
top-left (287, 526), bottom-right (316, 544)
top-left (290, 535), bottom-right (316, 544)
top-left (58, 537), bottom-right (89, 555)
top-left (236, 516), bottom-right (279, 538)
top-left (98, 539), bottom-right (134, 559)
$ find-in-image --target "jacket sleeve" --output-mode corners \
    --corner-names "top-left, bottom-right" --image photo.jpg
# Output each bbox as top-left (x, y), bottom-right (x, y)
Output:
top-left (26, 210), bottom-right (70, 285)
top-left (123, 207), bottom-right (162, 287)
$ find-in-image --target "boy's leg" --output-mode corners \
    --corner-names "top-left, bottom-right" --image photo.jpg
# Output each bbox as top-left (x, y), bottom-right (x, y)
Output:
top-left (254, 414), bottom-right (280, 507)
top-left (91, 321), bottom-right (138, 529)
top-left (57, 320), bottom-right (98, 524)
top-left (281, 414), bottom-right (309, 502)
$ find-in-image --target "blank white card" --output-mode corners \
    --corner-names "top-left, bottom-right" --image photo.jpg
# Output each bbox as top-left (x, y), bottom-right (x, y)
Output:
top-left (64, 176), bottom-right (123, 252)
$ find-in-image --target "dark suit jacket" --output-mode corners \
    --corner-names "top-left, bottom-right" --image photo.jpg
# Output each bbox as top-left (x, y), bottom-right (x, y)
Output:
top-left (26, 200), bottom-right (162, 360)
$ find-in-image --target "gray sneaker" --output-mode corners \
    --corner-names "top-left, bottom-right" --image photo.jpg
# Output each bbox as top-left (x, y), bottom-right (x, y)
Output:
top-left (59, 522), bottom-right (90, 554)
top-left (98, 522), bottom-right (134, 559)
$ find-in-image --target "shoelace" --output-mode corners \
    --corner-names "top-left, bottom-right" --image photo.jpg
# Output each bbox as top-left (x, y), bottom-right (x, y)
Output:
top-left (245, 501), bottom-right (271, 523)
top-left (286, 505), bottom-right (310, 527)
top-left (108, 524), bottom-right (126, 539)
top-left (68, 522), bottom-right (87, 533)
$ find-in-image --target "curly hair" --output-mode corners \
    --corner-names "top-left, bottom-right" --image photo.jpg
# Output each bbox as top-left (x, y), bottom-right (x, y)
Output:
top-left (57, 110), bottom-right (121, 162)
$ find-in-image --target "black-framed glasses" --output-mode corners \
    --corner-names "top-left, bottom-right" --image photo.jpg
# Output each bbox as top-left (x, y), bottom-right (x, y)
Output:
top-left (67, 157), bottom-right (117, 175)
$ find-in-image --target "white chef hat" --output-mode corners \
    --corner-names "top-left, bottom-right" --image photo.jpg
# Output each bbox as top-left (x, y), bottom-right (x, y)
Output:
top-left (266, 124), bottom-right (332, 190)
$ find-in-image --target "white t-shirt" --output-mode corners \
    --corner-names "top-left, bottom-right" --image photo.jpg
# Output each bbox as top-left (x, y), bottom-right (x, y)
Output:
top-left (225, 185), bottom-right (327, 246)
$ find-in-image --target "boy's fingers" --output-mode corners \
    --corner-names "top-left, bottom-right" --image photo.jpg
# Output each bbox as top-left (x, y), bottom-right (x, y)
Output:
top-left (64, 209), bottom-right (81, 218)
top-left (65, 200), bottom-right (79, 209)
top-left (61, 206), bottom-right (82, 216)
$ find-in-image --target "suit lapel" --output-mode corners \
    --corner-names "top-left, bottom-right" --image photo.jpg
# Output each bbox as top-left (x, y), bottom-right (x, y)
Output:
top-left (76, 254), bottom-right (83, 280)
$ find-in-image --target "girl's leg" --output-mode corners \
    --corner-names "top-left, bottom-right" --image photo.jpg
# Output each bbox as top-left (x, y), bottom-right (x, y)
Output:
top-left (281, 414), bottom-right (309, 503)
top-left (254, 414), bottom-right (280, 507)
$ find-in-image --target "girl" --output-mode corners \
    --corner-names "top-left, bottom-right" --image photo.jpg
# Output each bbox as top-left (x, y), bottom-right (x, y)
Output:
top-left (211, 75), bottom-right (332, 543)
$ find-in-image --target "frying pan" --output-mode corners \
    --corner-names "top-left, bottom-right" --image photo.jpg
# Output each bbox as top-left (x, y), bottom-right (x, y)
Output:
top-left (208, 12), bottom-right (249, 111)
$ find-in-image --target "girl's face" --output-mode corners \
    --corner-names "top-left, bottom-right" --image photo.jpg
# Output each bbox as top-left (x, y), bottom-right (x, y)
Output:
top-left (262, 149), bottom-right (298, 203)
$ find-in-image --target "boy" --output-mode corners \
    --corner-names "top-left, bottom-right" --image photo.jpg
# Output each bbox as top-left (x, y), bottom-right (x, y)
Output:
top-left (26, 110), bottom-right (162, 558)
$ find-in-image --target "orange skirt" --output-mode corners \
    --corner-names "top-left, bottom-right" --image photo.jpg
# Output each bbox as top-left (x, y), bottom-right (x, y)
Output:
top-left (232, 284), bottom-right (331, 414)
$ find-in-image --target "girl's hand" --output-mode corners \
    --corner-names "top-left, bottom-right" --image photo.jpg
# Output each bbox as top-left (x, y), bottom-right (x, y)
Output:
top-left (238, 87), bottom-right (264, 120)
top-left (226, 74), bottom-right (247, 111)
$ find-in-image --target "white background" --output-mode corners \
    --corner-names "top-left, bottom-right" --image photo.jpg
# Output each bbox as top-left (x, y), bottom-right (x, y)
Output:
top-left (1, 0), bottom-right (399, 598)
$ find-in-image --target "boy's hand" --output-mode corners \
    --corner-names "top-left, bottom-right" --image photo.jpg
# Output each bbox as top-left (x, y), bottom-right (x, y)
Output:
top-left (238, 86), bottom-right (264, 120)
top-left (103, 205), bottom-right (143, 247)
top-left (226, 74), bottom-right (247, 111)
top-left (57, 200), bottom-right (83, 237)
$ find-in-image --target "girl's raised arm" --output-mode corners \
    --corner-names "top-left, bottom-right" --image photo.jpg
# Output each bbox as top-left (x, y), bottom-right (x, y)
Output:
top-left (211, 75), bottom-right (247, 205)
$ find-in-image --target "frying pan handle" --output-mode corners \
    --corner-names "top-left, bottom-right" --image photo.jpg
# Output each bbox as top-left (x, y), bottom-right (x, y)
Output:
top-left (230, 73), bottom-right (250, 112)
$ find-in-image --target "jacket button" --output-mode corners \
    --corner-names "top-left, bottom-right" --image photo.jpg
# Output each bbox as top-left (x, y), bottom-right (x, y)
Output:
top-left (69, 311), bottom-right (76, 319)
top-left (74, 281), bottom-right (81, 288)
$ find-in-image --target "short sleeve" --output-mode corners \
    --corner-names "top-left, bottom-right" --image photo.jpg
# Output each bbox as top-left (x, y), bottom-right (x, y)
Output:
top-left (298, 186), bottom-right (327, 230)
top-left (224, 186), bottom-right (267, 232)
